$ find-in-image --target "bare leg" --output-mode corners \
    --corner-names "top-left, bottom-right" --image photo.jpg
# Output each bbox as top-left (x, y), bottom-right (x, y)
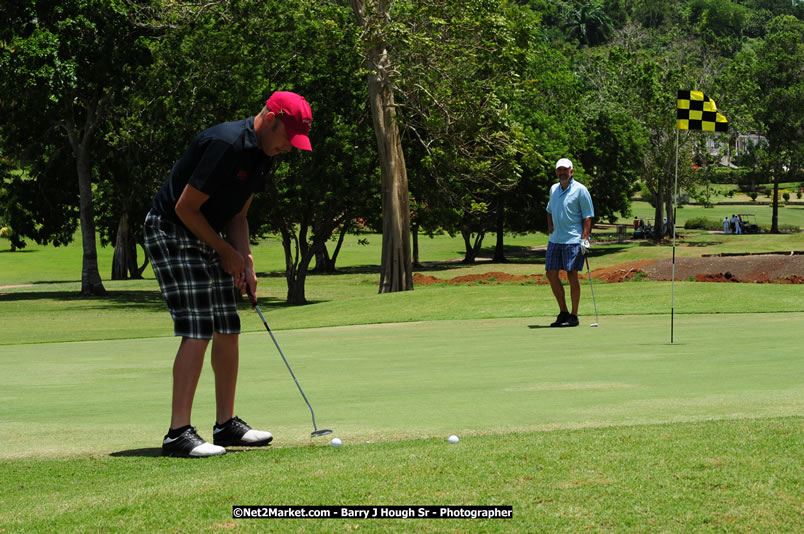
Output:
top-left (546, 269), bottom-right (568, 313)
top-left (567, 270), bottom-right (581, 315)
top-left (170, 337), bottom-right (210, 429)
top-left (211, 333), bottom-right (239, 425)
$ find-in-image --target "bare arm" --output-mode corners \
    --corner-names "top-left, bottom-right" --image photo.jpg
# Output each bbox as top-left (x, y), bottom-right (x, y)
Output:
top-left (582, 217), bottom-right (592, 241)
top-left (225, 195), bottom-right (256, 297)
top-left (174, 184), bottom-right (246, 286)
top-left (547, 213), bottom-right (554, 236)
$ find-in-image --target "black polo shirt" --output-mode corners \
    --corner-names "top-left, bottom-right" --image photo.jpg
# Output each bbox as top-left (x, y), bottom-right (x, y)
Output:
top-left (151, 117), bottom-right (271, 232)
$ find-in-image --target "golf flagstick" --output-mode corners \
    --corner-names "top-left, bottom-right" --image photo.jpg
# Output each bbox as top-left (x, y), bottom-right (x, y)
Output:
top-left (671, 129), bottom-right (679, 344)
top-left (245, 286), bottom-right (332, 438)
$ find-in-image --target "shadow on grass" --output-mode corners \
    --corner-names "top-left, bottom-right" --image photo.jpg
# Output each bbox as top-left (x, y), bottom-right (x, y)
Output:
top-left (0, 290), bottom-right (167, 309)
top-left (0, 289), bottom-right (317, 312)
top-left (109, 448), bottom-right (163, 458)
top-left (109, 447), bottom-right (264, 458)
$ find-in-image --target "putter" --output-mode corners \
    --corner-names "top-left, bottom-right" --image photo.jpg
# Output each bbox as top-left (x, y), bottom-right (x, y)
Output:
top-left (584, 255), bottom-right (599, 327)
top-left (245, 286), bottom-right (332, 438)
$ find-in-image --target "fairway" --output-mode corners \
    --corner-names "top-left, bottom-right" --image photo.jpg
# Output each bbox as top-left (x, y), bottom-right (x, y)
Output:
top-left (2, 232), bottom-right (803, 532)
top-left (2, 313), bottom-right (801, 459)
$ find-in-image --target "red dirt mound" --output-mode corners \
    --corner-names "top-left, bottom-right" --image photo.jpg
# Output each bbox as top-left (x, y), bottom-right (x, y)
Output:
top-left (412, 254), bottom-right (803, 285)
top-left (412, 271), bottom-right (546, 286)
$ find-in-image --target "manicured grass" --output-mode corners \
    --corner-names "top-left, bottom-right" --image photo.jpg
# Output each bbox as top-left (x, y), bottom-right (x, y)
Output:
top-left (1, 313), bottom-right (802, 531)
top-left (1, 225), bottom-right (802, 532)
top-left (3, 313), bottom-right (802, 456)
top-left (1, 418), bottom-right (800, 533)
top-left (3, 230), bottom-right (803, 345)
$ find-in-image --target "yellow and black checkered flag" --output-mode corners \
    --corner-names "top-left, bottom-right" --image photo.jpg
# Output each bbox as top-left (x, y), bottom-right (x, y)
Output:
top-left (677, 90), bottom-right (728, 132)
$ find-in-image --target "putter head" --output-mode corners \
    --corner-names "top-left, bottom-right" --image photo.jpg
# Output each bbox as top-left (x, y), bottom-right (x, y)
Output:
top-left (311, 429), bottom-right (333, 438)
top-left (590, 323), bottom-right (599, 327)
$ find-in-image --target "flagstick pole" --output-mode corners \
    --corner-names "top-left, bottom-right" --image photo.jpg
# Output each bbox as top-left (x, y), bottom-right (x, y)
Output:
top-left (671, 128), bottom-right (679, 344)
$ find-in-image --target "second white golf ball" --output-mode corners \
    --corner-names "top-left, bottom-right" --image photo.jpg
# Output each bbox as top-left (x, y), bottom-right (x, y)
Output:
top-left (331, 437), bottom-right (342, 447)
top-left (448, 435), bottom-right (459, 444)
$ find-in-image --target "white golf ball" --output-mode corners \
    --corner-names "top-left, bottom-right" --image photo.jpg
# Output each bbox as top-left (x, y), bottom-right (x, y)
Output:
top-left (448, 434), bottom-right (459, 444)
top-left (331, 437), bottom-right (342, 447)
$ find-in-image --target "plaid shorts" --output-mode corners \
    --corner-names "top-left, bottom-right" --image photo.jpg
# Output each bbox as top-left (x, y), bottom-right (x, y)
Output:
top-left (143, 211), bottom-right (240, 339)
top-left (545, 242), bottom-right (584, 272)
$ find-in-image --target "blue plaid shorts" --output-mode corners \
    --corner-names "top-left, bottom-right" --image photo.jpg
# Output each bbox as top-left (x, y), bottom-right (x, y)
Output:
top-left (143, 211), bottom-right (240, 339)
top-left (545, 242), bottom-right (584, 272)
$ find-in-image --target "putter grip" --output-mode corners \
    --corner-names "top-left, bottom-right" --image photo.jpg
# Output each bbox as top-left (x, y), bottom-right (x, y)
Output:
top-left (245, 285), bottom-right (257, 306)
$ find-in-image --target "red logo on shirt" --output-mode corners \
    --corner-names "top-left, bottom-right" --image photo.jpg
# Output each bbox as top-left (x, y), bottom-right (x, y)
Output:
top-left (236, 170), bottom-right (248, 181)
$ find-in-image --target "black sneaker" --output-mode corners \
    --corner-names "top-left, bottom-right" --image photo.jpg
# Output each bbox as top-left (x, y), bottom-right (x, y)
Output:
top-left (565, 314), bottom-right (579, 327)
top-left (162, 426), bottom-right (226, 458)
top-left (550, 311), bottom-right (570, 327)
top-left (213, 416), bottom-right (273, 447)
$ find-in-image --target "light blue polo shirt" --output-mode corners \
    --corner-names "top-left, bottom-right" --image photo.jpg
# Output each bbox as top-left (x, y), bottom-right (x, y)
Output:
top-left (546, 179), bottom-right (594, 244)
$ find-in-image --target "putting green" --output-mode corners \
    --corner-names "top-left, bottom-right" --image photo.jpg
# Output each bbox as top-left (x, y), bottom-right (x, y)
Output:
top-left (1, 313), bottom-right (801, 459)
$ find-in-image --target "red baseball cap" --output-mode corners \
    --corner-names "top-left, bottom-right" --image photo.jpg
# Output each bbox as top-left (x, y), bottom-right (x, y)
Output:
top-left (266, 91), bottom-right (313, 151)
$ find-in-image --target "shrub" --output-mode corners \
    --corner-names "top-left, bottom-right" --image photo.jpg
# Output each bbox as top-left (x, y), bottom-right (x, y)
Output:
top-left (749, 191), bottom-right (758, 201)
top-left (684, 217), bottom-right (723, 231)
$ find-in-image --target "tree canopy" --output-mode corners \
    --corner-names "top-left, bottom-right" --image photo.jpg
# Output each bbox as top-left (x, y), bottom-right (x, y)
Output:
top-left (1, 0), bottom-right (801, 299)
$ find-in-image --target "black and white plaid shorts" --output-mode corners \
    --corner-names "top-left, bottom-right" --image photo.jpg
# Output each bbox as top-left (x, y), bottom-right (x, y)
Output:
top-left (545, 241), bottom-right (584, 272)
top-left (143, 211), bottom-right (240, 339)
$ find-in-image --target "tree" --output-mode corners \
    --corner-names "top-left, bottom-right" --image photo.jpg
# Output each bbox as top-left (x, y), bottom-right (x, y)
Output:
top-left (391, 0), bottom-right (543, 263)
top-left (578, 27), bottom-right (715, 239)
top-left (350, 0), bottom-right (413, 293)
top-left (134, 0), bottom-right (378, 304)
top-left (559, 0), bottom-right (614, 46)
top-left (576, 102), bottom-right (646, 222)
top-left (0, 0), bottom-right (154, 295)
top-left (751, 15), bottom-right (804, 233)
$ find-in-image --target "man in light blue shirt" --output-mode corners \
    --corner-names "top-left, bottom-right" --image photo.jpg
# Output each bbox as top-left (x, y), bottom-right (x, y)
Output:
top-left (545, 158), bottom-right (594, 327)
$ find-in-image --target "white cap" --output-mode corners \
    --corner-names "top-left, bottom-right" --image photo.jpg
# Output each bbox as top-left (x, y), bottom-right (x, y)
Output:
top-left (555, 158), bottom-right (573, 169)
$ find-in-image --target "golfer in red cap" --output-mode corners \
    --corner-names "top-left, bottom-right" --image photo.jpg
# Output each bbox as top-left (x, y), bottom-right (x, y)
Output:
top-left (143, 91), bottom-right (312, 457)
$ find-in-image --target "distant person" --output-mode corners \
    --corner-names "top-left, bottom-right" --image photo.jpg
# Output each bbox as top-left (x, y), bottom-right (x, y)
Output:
top-left (143, 91), bottom-right (313, 457)
top-left (723, 216), bottom-right (729, 234)
top-left (545, 158), bottom-right (594, 327)
top-left (730, 214), bottom-right (737, 234)
top-left (735, 214), bottom-right (742, 235)
top-left (633, 217), bottom-right (639, 231)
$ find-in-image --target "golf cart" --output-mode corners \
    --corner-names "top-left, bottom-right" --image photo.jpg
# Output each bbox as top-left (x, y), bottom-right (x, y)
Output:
top-left (633, 220), bottom-right (653, 239)
top-left (738, 214), bottom-right (761, 234)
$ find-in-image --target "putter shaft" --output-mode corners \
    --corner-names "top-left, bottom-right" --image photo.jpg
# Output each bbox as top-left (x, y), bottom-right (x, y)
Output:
top-left (584, 255), bottom-right (600, 326)
top-left (246, 287), bottom-right (331, 437)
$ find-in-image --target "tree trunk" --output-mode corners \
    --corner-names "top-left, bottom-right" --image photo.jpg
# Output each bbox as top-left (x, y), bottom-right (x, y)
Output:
top-left (328, 222), bottom-right (349, 271)
top-left (492, 195), bottom-right (507, 263)
top-left (461, 225), bottom-right (485, 264)
top-left (351, 0), bottom-right (413, 294)
top-left (76, 149), bottom-right (106, 296)
top-left (664, 182), bottom-right (674, 238)
top-left (280, 226), bottom-right (310, 305)
top-left (313, 243), bottom-right (333, 273)
top-left (112, 211), bottom-right (143, 280)
top-left (770, 162), bottom-right (780, 234)
top-left (653, 187), bottom-right (664, 241)
top-left (411, 222), bottom-right (422, 268)
top-left (64, 96), bottom-right (107, 296)
top-left (112, 212), bottom-right (129, 280)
